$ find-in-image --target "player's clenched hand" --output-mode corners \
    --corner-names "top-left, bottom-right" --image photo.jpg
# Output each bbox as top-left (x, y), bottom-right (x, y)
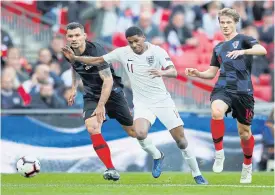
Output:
top-left (185, 68), bottom-right (200, 77)
top-left (93, 104), bottom-right (106, 123)
top-left (67, 88), bottom-right (76, 106)
top-left (148, 69), bottom-right (164, 78)
top-left (226, 50), bottom-right (245, 59)
top-left (62, 45), bottom-right (76, 63)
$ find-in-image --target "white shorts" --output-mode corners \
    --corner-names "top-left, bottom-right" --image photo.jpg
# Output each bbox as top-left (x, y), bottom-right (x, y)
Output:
top-left (133, 102), bottom-right (184, 130)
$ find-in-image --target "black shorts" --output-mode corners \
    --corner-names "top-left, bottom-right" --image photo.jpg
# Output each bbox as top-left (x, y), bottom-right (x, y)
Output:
top-left (210, 89), bottom-right (255, 125)
top-left (83, 90), bottom-right (133, 126)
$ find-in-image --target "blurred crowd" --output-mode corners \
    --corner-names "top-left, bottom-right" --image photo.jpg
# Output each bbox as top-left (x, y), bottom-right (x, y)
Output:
top-left (1, 0), bottom-right (274, 110)
top-left (1, 33), bottom-right (84, 109)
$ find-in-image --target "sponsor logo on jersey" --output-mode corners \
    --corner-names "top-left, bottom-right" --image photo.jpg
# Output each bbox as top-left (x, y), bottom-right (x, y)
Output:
top-left (146, 56), bottom-right (155, 66)
top-left (84, 65), bottom-right (93, 70)
top-left (232, 41), bottom-right (239, 49)
top-left (165, 57), bottom-right (171, 61)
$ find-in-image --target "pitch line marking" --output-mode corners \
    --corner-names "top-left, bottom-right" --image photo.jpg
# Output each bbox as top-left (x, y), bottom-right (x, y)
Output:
top-left (1, 184), bottom-right (274, 188)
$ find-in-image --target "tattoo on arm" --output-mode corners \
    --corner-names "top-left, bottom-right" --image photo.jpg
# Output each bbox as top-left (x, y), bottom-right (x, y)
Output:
top-left (98, 68), bottom-right (113, 105)
top-left (99, 68), bottom-right (112, 79)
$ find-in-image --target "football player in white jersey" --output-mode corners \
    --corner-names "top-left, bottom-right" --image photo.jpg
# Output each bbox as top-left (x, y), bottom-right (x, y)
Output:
top-left (62, 26), bottom-right (208, 184)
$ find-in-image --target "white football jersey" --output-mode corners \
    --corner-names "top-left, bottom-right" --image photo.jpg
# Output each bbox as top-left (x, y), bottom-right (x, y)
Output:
top-left (103, 42), bottom-right (176, 107)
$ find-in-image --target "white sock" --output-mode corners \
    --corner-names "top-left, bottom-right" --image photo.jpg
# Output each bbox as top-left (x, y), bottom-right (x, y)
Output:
top-left (181, 146), bottom-right (201, 177)
top-left (138, 138), bottom-right (161, 159)
top-left (243, 163), bottom-right (252, 168)
top-left (215, 149), bottom-right (225, 155)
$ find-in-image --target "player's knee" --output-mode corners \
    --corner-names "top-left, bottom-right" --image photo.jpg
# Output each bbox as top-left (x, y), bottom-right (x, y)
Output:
top-left (85, 122), bottom-right (101, 134)
top-left (239, 129), bottom-right (251, 141)
top-left (211, 108), bottom-right (225, 120)
top-left (122, 125), bottom-right (137, 138)
top-left (176, 138), bottom-right (188, 149)
top-left (136, 131), bottom-right (148, 140)
top-left (128, 129), bottom-right (137, 138)
top-left (126, 128), bottom-right (137, 138)
top-left (238, 123), bottom-right (252, 140)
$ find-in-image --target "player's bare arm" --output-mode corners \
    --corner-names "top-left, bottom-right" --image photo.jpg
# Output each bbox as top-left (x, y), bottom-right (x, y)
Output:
top-left (93, 68), bottom-right (114, 123)
top-left (185, 66), bottom-right (219, 79)
top-left (149, 65), bottom-right (177, 78)
top-left (226, 44), bottom-right (267, 59)
top-left (62, 45), bottom-right (105, 65)
top-left (74, 55), bottom-right (105, 65)
top-left (68, 68), bottom-right (78, 106)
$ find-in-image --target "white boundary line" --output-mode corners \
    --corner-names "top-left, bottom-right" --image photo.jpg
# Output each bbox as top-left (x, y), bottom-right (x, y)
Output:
top-left (1, 184), bottom-right (274, 188)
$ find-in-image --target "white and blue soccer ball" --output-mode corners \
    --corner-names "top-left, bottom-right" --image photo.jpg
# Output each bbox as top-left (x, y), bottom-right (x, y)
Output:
top-left (16, 156), bottom-right (41, 177)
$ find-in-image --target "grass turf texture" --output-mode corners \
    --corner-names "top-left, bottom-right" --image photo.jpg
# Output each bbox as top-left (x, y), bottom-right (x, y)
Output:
top-left (1, 172), bottom-right (274, 195)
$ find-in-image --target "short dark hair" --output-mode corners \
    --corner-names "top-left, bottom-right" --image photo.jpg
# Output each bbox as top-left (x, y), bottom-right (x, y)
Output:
top-left (125, 26), bottom-right (144, 38)
top-left (66, 22), bottom-right (84, 31)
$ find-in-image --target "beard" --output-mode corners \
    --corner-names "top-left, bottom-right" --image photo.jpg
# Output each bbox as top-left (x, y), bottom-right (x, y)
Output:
top-left (70, 42), bottom-right (80, 49)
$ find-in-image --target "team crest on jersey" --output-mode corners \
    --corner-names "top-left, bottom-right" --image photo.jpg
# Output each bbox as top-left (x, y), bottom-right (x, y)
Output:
top-left (146, 56), bottom-right (155, 66)
top-left (232, 41), bottom-right (239, 49)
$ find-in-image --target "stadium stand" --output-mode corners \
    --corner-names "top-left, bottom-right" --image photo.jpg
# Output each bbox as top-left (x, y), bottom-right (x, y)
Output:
top-left (1, 0), bottom-right (274, 110)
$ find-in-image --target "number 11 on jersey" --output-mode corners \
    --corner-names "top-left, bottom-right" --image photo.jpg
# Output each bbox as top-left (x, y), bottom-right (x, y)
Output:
top-left (127, 60), bottom-right (134, 73)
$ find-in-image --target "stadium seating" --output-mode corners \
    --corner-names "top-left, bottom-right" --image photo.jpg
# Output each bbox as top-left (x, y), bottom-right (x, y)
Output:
top-left (171, 52), bottom-right (199, 75)
top-left (197, 63), bottom-right (210, 71)
top-left (159, 9), bottom-right (171, 31)
top-left (253, 85), bottom-right (272, 101)
top-left (198, 53), bottom-right (212, 64)
top-left (259, 74), bottom-right (271, 86)
top-left (2, 1), bottom-right (273, 103)
top-left (251, 75), bottom-right (259, 85)
top-left (213, 31), bottom-right (225, 41)
top-left (193, 31), bottom-right (214, 53)
top-left (112, 32), bottom-right (128, 47)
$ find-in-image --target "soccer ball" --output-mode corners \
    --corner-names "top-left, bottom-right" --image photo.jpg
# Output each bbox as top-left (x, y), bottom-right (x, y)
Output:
top-left (16, 156), bottom-right (41, 177)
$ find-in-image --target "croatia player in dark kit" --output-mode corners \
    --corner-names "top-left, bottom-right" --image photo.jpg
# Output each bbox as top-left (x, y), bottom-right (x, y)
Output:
top-left (185, 8), bottom-right (267, 183)
top-left (64, 22), bottom-right (136, 181)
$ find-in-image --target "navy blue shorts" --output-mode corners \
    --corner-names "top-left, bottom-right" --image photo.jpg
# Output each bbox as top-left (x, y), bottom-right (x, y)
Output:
top-left (83, 90), bottom-right (133, 126)
top-left (210, 89), bottom-right (255, 125)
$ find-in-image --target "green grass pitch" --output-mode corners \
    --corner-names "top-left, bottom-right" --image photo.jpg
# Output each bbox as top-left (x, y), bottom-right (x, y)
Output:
top-left (1, 172), bottom-right (274, 195)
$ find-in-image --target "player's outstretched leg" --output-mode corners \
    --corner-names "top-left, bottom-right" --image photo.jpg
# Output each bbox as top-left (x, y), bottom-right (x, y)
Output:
top-left (238, 122), bottom-right (254, 184)
top-left (138, 137), bottom-right (164, 178)
top-left (152, 151), bottom-right (165, 178)
top-left (170, 126), bottom-right (208, 185)
top-left (211, 100), bottom-right (228, 173)
top-left (135, 118), bottom-right (163, 178)
top-left (91, 133), bottom-right (120, 181)
top-left (86, 117), bottom-right (119, 180)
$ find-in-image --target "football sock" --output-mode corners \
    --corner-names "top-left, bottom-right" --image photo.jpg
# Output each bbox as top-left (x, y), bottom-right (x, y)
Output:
top-left (241, 135), bottom-right (254, 165)
top-left (211, 119), bottom-right (225, 151)
top-left (90, 134), bottom-right (114, 169)
top-left (181, 145), bottom-right (201, 177)
top-left (138, 138), bottom-right (162, 159)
